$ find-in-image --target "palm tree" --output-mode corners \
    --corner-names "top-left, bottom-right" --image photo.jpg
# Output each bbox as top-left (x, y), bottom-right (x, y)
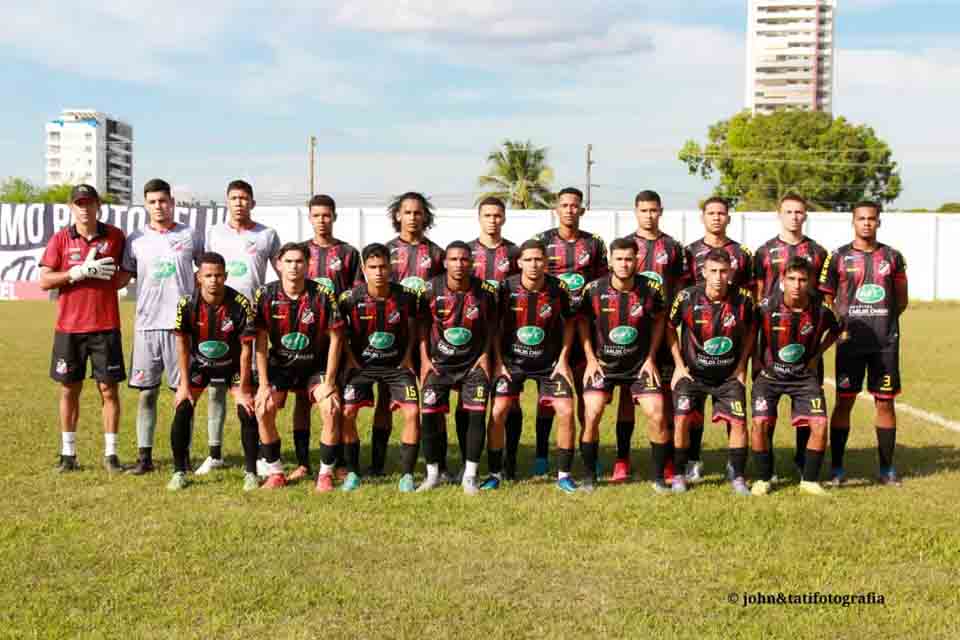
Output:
top-left (476, 140), bottom-right (556, 209)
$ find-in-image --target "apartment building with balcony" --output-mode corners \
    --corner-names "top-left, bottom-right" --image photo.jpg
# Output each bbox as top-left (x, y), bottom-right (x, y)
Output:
top-left (45, 109), bottom-right (134, 204)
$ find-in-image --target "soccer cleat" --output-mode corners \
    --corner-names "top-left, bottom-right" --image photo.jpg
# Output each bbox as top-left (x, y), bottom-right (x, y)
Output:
top-left (335, 467), bottom-right (349, 482)
top-left (799, 480), bottom-right (828, 496)
top-left (556, 477), bottom-right (578, 494)
top-left (166, 471), bottom-right (189, 491)
top-left (127, 459), bottom-right (155, 476)
top-left (580, 475), bottom-right (597, 494)
top-left (685, 461), bottom-right (704, 483)
top-left (770, 474), bottom-right (780, 484)
top-left (830, 467), bottom-right (847, 487)
top-left (103, 455), bottom-right (125, 474)
top-left (751, 479), bottom-right (772, 496)
top-left (416, 476), bottom-right (441, 493)
top-left (877, 467), bottom-right (902, 487)
top-left (242, 472), bottom-right (260, 492)
top-left (398, 473), bottom-right (415, 493)
top-left (314, 472), bottom-right (334, 493)
top-left (256, 458), bottom-right (269, 478)
top-left (479, 475), bottom-right (501, 491)
top-left (671, 475), bottom-right (688, 494)
top-left (56, 455), bottom-right (79, 473)
top-left (651, 479), bottom-right (671, 495)
top-left (731, 478), bottom-right (751, 496)
top-left (462, 476), bottom-right (479, 496)
top-left (287, 465), bottom-right (311, 483)
top-left (194, 456), bottom-right (225, 475)
top-left (261, 473), bottom-right (287, 489)
top-left (438, 470), bottom-right (454, 485)
top-left (610, 459), bottom-right (631, 483)
top-left (341, 472), bottom-right (361, 492)
top-left (725, 461), bottom-right (735, 482)
top-left (664, 458), bottom-right (675, 482)
top-left (532, 457), bottom-right (549, 477)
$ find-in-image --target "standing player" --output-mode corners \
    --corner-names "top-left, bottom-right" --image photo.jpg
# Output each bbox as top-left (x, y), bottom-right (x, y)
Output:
top-left (667, 250), bottom-right (755, 495)
top-left (339, 244), bottom-right (422, 492)
top-left (487, 239), bottom-right (577, 492)
top-left (122, 179), bottom-right (203, 475)
top-left (682, 196), bottom-right (753, 482)
top-left (751, 258), bottom-right (841, 496)
top-left (753, 194), bottom-right (828, 477)
top-left (253, 243), bottom-right (344, 490)
top-left (531, 187), bottom-right (608, 476)
top-left (200, 180), bottom-right (280, 475)
top-left (40, 184), bottom-right (128, 472)
top-left (166, 253), bottom-right (258, 491)
top-left (620, 190), bottom-right (688, 482)
top-left (418, 242), bottom-right (499, 494)
top-left (819, 202), bottom-right (908, 486)
top-left (468, 196), bottom-right (522, 478)
top-left (579, 238), bottom-right (666, 492)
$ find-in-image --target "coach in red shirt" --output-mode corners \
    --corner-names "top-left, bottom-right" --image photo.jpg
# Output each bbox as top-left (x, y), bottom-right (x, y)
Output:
top-left (39, 184), bottom-right (132, 473)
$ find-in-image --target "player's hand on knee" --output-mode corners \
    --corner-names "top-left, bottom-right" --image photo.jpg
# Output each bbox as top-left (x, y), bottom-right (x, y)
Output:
top-left (174, 385), bottom-right (194, 408)
top-left (642, 357), bottom-right (663, 389)
top-left (583, 359), bottom-right (602, 387)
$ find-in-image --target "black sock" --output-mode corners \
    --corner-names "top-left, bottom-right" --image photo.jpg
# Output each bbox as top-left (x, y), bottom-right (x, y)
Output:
top-left (421, 414), bottom-right (442, 465)
top-left (616, 421), bottom-right (635, 460)
top-left (505, 408), bottom-right (523, 476)
top-left (754, 450), bottom-right (773, 481)
top-left (650, 441), bottom-right (667, 481)
top-left (345, 442), bottom-right (360, 473)
top-left (767, 424), bottom-right (777, 475)
top-left (138, 446), bottom-right (153, 464)
top-left (664, 439), bottom-right (675, 470)
top-left (557, 448), bottom-right (574, 474)
top-left (795, 427), bottom-right (811, 468)
top-left (688, 426), bottom-right (704, 462)
top-left (535, 416), bottom-right (552, 459)
top-left (238, 406), bottom-right (259, 474)
top-left (171, 400), bottom-right (194, 472)
top-left (729, 447), bottom-right (748, 479)
top-left (466, 411), bottom-right (486, 464)
top-left (293, 429), bottom-right (311, 468)
top-left (333, 443), bottom-right (345, 467)
top-left (209, 444), bottom-right (221, 460)
top-left (371, 428), bottom-right (390, 472)
top-left (802, 449), bottom-right (824, 482)
top-left (488, 449), bottom-right (503, 475)
top-left (830, 427), bottom-right (850, 469)
top-left (876, 427), bottom-right (896, 469)
top-left (455, 409), bottom-right (469, 465)
top-left (580, 441), bottom-right (599, 479)
top-left (438, 427), bottom-right (449, 473)
top-left (400, 442), bottom-right (419, 475)
top-left (263, 440), bottom-right (282, 464)
top-left (674, 446), bottom-right (689, 476)
top-left (319, 442), bottom-right (335, 467)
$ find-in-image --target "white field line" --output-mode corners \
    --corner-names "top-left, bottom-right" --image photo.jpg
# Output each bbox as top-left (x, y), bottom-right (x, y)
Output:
top-left (823, 377), bottom-right (960, 434)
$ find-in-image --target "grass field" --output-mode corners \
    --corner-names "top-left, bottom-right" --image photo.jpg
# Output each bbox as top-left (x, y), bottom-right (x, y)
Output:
top-left (1, 301), bottom-right (959, 639)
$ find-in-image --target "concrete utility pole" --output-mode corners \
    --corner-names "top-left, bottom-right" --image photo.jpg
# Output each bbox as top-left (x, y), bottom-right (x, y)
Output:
top-left (308, 135), bottom-right (317, 198)
top-left (585, 144), bottom-right (595, 210)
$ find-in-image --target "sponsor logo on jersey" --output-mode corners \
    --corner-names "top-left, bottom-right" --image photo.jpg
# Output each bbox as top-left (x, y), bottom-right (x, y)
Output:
top-left (281, 332), bottom-right (310, 350)
top-left (609, 326), bottom-right (639, 346)
top-left (444, 327), bottom-right (473, 346)
top-left (400, 276), bottom-right (425, 291)
top-left (199, 340), bottom-right (229, 359)
top-left (465, 305), bottom-right (480, 320)
top-left (226, 260), bottom-right (248, 278)
top-left (516, 326), bottom-right (545, 346)
top-left (855, 284), bottom-right (885, 304)
top-left (301, 310), bottom-right (315, 325)
top-left (497, 258), bottom-right (511, 272)
top-left (640, 271), bottom-right (663, 285)
top-left (368, 332), bottom-right (395, 349)
top-left (313, 277), bottom-right (335, 291)
top-left (703, 336), bottom-right (733, 356)
top-left (539, 304), bottom-right (552, 319)
top-left (388, 310), bottom-right (401, 324)
top-left (778, 343), bottom-right (806, 363)
top-left (558, 272), bottom-right (585, 291)
top-left (150, 258), bottom-right (176, 280)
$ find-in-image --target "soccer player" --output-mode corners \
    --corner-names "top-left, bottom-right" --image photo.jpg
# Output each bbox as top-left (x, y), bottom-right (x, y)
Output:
top-left (819, 201), bottom-right (908, 486)
top-left (165, 253), bottom-right (258, 491)
top-left (122, 179), bottom-right (203, 475)
top-left (418, 242), bottom-right (499, 494)
top-left (753, 193), bottom-right (828, 477)
top-left (200, 180), bottom-right (280, 475)
top-left (468, 196), bottom-right (522, 478)
top-left (339, 243), bottom-right (422, 492)
top-left (580, 238), bottom-right (666, 493)
top-left (751, 258), bottom-right (841, 496)
top-left (620, 190), bottom-right (687, 482)
top-left (667, 249), bottom-right (755, 495)
top-left (682, 196), bottom-right (753, 482)
top-left (40, 184), bottom-right (128, 473)
top-left (253, 242), bottom-right (345, 490)
top-left (531, 187), bottom-right (608, 476)
top-left (487, 239), bottom-right (577, 493)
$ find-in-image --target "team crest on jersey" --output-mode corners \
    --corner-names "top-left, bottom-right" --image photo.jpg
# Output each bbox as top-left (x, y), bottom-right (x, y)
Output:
top-left (838, 375), bottom-right (851, 389)
top-left (132, 370), bottom-right (146, 383)
top-left (423, 389), bottom-right (437, 405)
top-left (497, 258), bottom-right (511, 272)
top-left (465, 305), bottom-right (480, 320)
top-left (630, 303), bottom-right (645, 318)
top-left (388, 310), bottom-right (401, 324)
top-left (723, 313), bottom-right (736, 328)
top-left (496, 378), bottom-right (509, 393)
top-left (754, 398), bottom-right (768, 412)
top-left (420, 254), bottom-right (433, 268)
top-left (221, 318), bottom-right (234, 333)
top-left (678, 396), bottom-right (691, 411)
top-left (655, 251), bottom-right (669, 265)
top-left (800, 322), bottom-right (814, 336)
top-left (730, 257), bottom-right (738, 270)
top-left (878, 260), bottom-right (891, 276)
top-left (301, 310), bottom-right (315, 325)
top-left (245, 241), bottom-right (257, 255)
top-left (329, 257), bottom-right (342, 271)
top-left (55, 359), bottom-right (70, 375)
top-left (539, 304), bottom-right (552, 319)
top-left (192, 373), bottom-right (204, 386)
top-left (344, 386), bottom-right (356, 401)
top-left (576, 251), bottom-right (590, 266)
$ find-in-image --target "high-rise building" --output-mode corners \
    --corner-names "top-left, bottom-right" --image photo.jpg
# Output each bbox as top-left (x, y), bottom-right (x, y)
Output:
top-left (45, 109), bottom-right (134, 204)
top-left (745, 0), bottom-right (837, 115)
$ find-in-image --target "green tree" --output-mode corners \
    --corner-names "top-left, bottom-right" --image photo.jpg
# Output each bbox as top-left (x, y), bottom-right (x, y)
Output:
top-left (477, 140), bottom-right (556, 209)
top-left (0, 178), bottom-right (114, 204)
top-left (679, 111), bottom-right (902, 210)
top-left (937, 202), bottom-right (960, 213)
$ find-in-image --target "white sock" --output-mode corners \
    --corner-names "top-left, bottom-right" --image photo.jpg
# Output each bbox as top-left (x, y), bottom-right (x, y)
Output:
top-left (426, 463), bottom-right (439, 481)
top-left (268, 460), bottom-right (284, 475)
top-left (319, 462), bottom-right (334, 475)
top-left (463, 461), bottom-right (479, 480)
top-left (62, 432), bottom-right (77, 456)
top-left (558, 471), bottom-right (571, 480)
top-left (104, 432), bottom-right (119, 456)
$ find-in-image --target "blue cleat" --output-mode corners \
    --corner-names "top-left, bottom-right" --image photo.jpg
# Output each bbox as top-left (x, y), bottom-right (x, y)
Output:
top-left (556, 477), bottom-right (577, 494)
top-left (398, 473), bottom-right (415, 493)
top-left (829, 467), bottom-right (847, 488)
top-left (341, 472), bottom-right (361, 492)
top-left (878, 467), bottom-right (902, 487)
top-left (532, 457), bottom-right (549, 477)
top-left (479, 475), bottom-right (501, 491)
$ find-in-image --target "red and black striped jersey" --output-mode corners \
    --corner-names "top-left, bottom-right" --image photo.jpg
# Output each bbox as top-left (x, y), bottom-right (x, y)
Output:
top-left (174, 285), bottom-right (255, 371)
top-left (685, 238), bottom-right (754, 291)
top-left (386, 236), bottom-right (445, 293)
top-left (753, 236), bottom-right (827, 299)
top-left (306, 239), bottom-right (360, 294)
top-left (469, 238), bottom-right (520, 288)
top-left (339, 282), bottom-right (419, 368)
top-left (581, 276), bottom-right (666, 376)
top-left (755, 291), bottom-right (839, 381)
top-left (670, 285), bottom-right (754, 385)
top-left (419, 275), bottom-right (499, 372)
top-left (532, 228), bottom-right (608, 308)
top-left (626, 232), bottom-right (688, 302)
top-left (819, 243), bottom-right (906, 352)
top-left (498, 274), bottom-right (573, 372)
top-left (253, 280), bottom-right (343, 371)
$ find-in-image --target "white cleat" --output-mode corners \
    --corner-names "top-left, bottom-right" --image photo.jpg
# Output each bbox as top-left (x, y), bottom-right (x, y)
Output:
top-left (256, 458), bottom-right (269, 478)
top-left (194, 456), bottom-right (225, 475)
top-left (685, 461), bottom-right (704, 483)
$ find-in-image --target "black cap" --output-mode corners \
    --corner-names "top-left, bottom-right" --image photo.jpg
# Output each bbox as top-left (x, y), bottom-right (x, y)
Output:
top-left (69, 184), bottom-right (101, 203)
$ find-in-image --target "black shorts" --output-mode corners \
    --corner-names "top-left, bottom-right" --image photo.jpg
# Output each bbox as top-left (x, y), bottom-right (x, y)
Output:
top-left (751, 372), bottom-right (827, 427)
top-left (835, 342), bottom-right (900, 399)
top-left (422, 367), bottom-right (490, 414)
top-left (187, 363), bottom-right (239, 390)
top-left (492, 365), bottom-right (573, 408)
top-left (583, 370), bottom-right (660, 402)
top-left (344, 367), bottom-right (418, 410)
top-left (674, 377), bottom-right (747, 427)
top-left (50, 330), bottom-right (126, 384)
top-left (265, 364), bottom-right (317, 393)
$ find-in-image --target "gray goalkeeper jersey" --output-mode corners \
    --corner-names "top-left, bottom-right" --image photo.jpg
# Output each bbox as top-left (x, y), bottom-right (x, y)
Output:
top-left (204, 220), bottom-right (280, 302)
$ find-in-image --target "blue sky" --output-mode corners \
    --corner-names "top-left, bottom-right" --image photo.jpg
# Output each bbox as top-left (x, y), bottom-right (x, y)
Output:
top-left (1, 1), bottom-right (958, 208)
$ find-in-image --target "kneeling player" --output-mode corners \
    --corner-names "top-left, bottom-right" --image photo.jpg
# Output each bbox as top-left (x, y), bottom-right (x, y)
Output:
top-left (751, 258), bottom-right (840, 496)
top-left (253, 242), bottom-right (344, 491)
top-left (418, 242), bottom-right (498, 494)
top-left (667, 249), bottom-right (755, 495)
top-left (580, 237), bottom-right (666, 492)
top-left (166, 253), bottom-right (258, 491)
top-left (339, 243), bottom-right (422, 492)
top-left (488, 239), bottom-right (577, 492)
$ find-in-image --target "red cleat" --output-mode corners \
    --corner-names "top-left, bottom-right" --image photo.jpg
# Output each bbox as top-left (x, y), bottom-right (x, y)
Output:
top-left (611, 458), bottom-right (631, 483)
top-left (664, 458), bottom-right (675, 482)
top-left (261, 473), bottom-right (287, 489)
top-left (315, 472), bottom-right (334, 493)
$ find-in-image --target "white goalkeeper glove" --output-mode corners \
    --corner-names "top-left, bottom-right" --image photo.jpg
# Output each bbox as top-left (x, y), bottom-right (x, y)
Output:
top-left (68, 248), bottom-right (117, 283)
